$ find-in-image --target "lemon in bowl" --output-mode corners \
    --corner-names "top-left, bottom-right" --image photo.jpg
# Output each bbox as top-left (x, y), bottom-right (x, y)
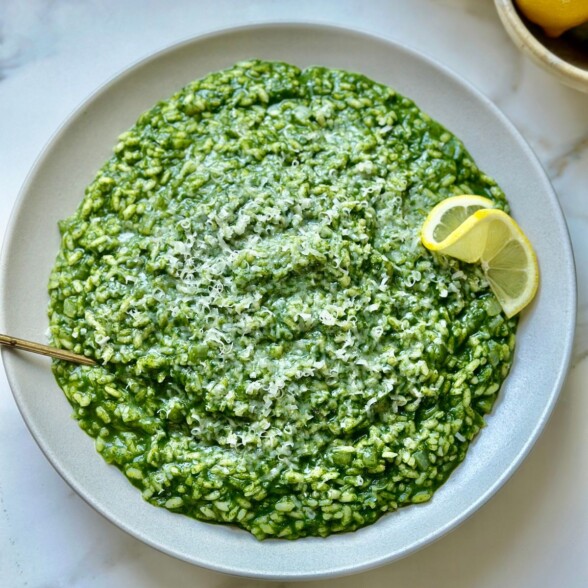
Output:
top-left (495, 0), bottom-right (588, 92)
top-left (516, 0), bottom-right (588, 38)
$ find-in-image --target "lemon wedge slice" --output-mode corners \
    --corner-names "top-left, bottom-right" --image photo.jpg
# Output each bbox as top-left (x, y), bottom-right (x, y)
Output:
top-left (421, 197), bottom-right (539, 318)
top-left (420, 195), bottom-right (495, 258)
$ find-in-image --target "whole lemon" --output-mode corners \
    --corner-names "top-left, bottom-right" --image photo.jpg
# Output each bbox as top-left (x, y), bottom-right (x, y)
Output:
top-left (516, 0), bottom-right (588, 37)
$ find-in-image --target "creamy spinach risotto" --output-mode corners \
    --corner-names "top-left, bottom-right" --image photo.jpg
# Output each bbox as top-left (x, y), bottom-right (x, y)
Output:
top-left (48, 60), bottom-right (517, 539)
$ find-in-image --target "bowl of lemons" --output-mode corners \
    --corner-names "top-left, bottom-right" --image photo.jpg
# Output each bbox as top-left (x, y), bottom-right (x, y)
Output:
top-left (495, 0), bottom-right (588, 92)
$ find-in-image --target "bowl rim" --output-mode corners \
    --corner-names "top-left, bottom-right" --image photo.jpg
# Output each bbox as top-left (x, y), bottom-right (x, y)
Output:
top-left (494, 0), bottom-right (588, 91)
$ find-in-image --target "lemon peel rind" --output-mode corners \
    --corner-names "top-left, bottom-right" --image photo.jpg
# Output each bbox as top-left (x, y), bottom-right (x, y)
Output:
top-left (420, 195), bottom-right (495, 251)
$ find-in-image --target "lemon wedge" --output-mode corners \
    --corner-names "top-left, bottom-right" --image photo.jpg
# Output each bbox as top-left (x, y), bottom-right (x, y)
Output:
top-left (421, 197), bottom-right (539, 318)
top-left (420, 195), bottom-right (495, 257)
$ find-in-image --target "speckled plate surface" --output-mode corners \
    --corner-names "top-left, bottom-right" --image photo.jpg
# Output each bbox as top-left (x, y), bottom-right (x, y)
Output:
top-left (0, 23), bottom-right (576, 579)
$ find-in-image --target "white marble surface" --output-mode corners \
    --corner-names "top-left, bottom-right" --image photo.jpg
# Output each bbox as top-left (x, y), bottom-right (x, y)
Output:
top-left (1, 0), bottom-right (587, 586)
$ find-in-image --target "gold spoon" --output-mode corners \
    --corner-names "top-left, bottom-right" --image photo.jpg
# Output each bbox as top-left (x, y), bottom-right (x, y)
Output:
top-left (0, 333), bottom-right (96, 366)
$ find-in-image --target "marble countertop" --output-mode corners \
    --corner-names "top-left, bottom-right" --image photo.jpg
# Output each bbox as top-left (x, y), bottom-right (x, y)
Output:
top-left (1, 1), bottom-right (587, 586)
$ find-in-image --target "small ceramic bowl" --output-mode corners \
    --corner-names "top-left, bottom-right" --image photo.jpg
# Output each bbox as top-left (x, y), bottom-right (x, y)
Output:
top-left (495, 0), bottom-right (588, 92)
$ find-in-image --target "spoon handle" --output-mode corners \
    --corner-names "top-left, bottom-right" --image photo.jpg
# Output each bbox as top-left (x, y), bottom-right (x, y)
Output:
top-left (0, 333), bottom-right (96, 366)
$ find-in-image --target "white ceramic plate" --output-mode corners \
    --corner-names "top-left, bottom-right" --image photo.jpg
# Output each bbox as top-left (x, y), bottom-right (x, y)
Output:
top-left (0, 23), bottom-right (576, 580)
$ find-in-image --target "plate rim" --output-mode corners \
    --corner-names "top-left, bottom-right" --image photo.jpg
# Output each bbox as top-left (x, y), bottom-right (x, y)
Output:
top-left (0, 20), bottom-right (577, 580)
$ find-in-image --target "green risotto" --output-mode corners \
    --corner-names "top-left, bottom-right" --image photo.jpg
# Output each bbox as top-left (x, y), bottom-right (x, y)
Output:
top-left (48, 60), bottom-right (516, 540)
